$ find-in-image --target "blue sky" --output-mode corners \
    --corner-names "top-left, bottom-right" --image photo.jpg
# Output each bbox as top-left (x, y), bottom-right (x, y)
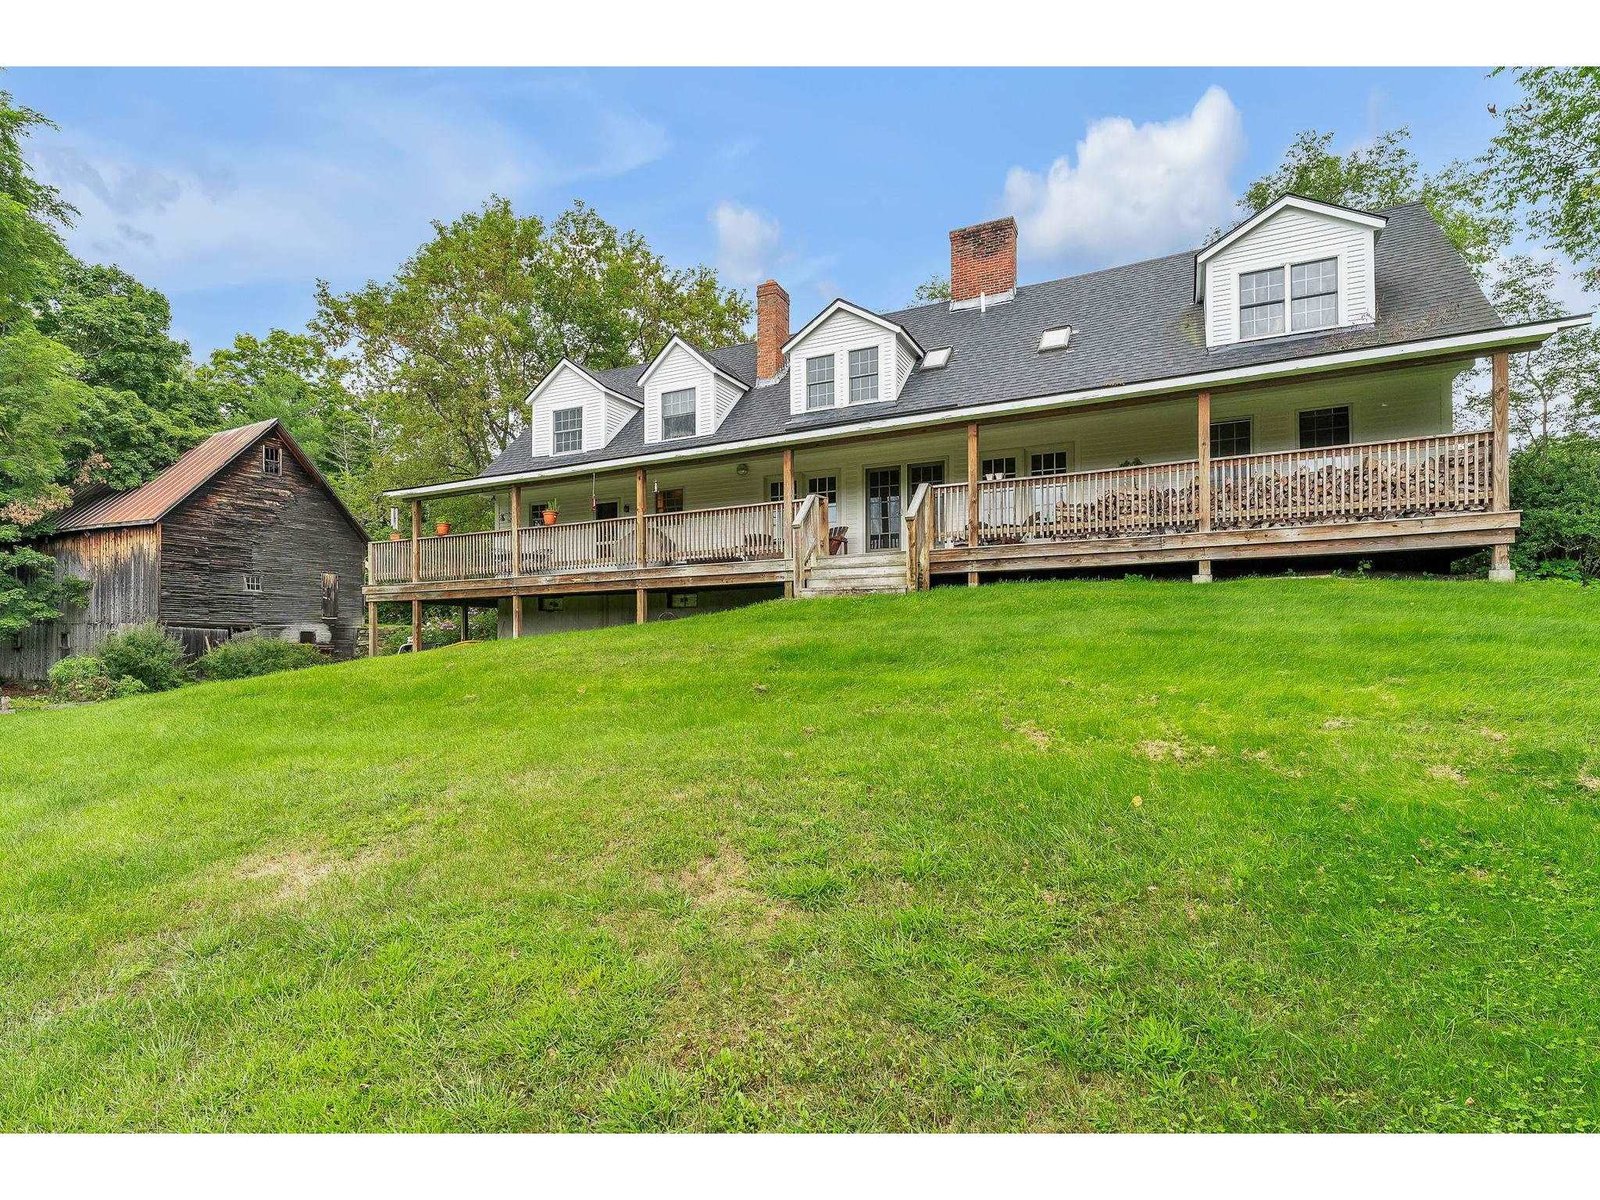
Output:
top-left (7, 67), bottom-right (1519, 358)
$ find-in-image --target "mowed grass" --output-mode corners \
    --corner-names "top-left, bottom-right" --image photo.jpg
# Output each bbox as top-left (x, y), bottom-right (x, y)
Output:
top-left (2, 577), bottom-right (1598, 1132)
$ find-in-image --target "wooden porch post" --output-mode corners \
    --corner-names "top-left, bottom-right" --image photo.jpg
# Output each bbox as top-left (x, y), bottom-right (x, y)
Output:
top-left (411, 598), bottom-right (423, 654)
top-left (782, 448), bottom-right (796, 598)
top-left (1489, 350), bottom-right (1515, 582)
top-left (459, 603), bottom-right (469, 642)
top-left (509, 481), bottom-right (523, 639)
top-left (366, 601), bottom-right (377, 657)
top-left (635, 467), bottom-right (648, 623)
top-left (966, 421), bottom-right (980, 587)
top-left (409, 499), bottom-right (421, 584)
top-left (1194, 390), bottom-right (1214, 584)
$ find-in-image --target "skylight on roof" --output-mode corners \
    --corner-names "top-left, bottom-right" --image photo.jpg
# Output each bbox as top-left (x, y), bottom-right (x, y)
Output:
top-left (919, 347), bottom-right (952, 370)
top-left (1038, 327), bottom-right (1072, 352)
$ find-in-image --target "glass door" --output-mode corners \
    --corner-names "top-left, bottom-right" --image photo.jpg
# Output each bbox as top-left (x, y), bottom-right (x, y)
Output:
top-left (866, 466), bottom-right (903, 551)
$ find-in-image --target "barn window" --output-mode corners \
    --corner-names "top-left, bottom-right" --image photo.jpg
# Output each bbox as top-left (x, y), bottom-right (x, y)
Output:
top-left (242, 573), bottom-right (262, 593)
top-left (299, 631), bottom-right (317, 645)
top-left (262, 444), bottom-right (282, 475)
top-left (59, 630), bottom-right (69, 650)
top-left (321, 573), bottom-right (339, 619)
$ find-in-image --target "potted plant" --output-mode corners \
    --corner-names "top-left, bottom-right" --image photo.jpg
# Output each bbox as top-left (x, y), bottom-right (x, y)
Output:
top-left (542, 500), bottom-right (560, 526)
top-left (388, 530), bottom-right (403, 541)
top-left (434, 520), bottom-right (452, 536)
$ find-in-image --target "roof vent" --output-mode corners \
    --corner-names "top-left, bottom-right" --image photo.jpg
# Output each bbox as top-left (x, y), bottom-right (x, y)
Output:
top-left (1038, 326), bottom-right (1072, 352)
top-left (919, 347), bottom-right (952, 370)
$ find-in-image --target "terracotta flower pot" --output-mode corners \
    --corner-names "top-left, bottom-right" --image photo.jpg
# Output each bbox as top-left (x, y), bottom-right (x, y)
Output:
top-left (388, 531), bottom-right (403, 541)
top-left (435, 521), bottom-right (451, 536)
top-left (542, 509), bottom-right (559, 526)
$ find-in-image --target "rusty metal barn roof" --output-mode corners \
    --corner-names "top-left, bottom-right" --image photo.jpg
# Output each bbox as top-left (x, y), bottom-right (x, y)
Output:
top-left (52, 419), bottom-right (365, 539)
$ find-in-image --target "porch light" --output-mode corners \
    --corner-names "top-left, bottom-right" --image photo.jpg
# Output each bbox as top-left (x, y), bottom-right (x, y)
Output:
top-left (736, 463), bottom-right (749, 476)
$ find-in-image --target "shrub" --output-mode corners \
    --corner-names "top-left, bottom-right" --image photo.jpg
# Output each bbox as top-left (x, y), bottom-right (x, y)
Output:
top-left (48, 655), bottom-right (117, 703)
top-left (196, 636), bottom-right (324, 681)
top-left (95, 624), bottom-right (189, 692)
top-left (1511, 437), bottom-right (1600, 580)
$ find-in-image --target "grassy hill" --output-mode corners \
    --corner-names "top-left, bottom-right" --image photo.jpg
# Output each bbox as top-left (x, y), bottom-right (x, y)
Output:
top-left (2, 578), bottom-right (1598, 1132)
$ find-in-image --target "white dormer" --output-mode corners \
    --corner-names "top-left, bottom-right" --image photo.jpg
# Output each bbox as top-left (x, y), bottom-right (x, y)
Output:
top-left (526, 360), bottom-right (642, 457)
top-left (638, 336), bottom-right (747, 444)
top-left (1196, 195), bottom-right (1386, 349)
top-left (781, 300), bottom-right (925, 417)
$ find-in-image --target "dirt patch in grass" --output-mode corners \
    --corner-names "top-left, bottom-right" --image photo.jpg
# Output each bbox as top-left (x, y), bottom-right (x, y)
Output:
top-left (1140, 739), bottom-right (1216, 763)
top-left (1427, 764), bottom-right (1468, 785)
top-left (234, 845), bottom-right (379, 905)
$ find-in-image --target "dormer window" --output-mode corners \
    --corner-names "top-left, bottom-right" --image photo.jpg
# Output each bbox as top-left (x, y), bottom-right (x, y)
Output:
top-left (1239, 268), bottom-right (1285, 338)
top-left (848, 347), bottom-right (878, 403)
top-left (1240, 258), bottom-right (1340, 339)
top-left (662, 387), bottom-right (697, 439)
top-left (552, 406), bottom-right (583, 454)
top-left (805, 356), bottom-right (835, 410)
top-left (1290, 259), bottom-right (1338, 331)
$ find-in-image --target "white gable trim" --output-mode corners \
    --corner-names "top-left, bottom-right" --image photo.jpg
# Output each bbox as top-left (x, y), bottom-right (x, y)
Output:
top-left (526, 359), bottom-right (642, 409)
top-left (1196, 196), bottom-right (1388, 301)
top-left (782, 299), bottom-right (926, 358)
top-left (636, 335), bottom-right (748, 394)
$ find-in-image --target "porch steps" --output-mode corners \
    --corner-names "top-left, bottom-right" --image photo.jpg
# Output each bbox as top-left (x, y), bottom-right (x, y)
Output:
top-left (799, 552), bottom-right (909, 598)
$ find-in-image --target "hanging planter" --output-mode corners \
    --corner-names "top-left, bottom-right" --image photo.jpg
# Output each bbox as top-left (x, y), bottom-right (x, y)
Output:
top-left (434, 520), bottom-right (451, 537)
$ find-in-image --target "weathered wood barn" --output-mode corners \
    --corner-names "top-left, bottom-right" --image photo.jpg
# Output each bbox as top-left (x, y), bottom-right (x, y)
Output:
top-left (0, 419), bottom-right (370, 681)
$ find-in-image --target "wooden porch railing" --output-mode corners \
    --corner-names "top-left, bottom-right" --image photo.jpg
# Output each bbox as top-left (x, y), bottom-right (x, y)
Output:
top-left (930, 430), bottom-right (1495, 547)
top-left (791, 493), bottom-right (825, 593)
top-left (902, 481), bottom-right (933, 591)
top-left (641, 501), bottom-right (786, 567)
top-left (1209, 430), bottom-right (1493, 529)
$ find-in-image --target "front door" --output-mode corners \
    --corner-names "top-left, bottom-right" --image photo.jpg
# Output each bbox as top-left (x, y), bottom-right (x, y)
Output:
top-left (866, 466), bottom-right (902, 551)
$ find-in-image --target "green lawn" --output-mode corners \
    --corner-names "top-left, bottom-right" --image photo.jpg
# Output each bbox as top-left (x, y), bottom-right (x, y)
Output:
top-left (2, 577), bottom-right (1598, 1132)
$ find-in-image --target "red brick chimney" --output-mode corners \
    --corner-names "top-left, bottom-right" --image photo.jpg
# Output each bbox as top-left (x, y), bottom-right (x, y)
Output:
top-left (756, 279), bottom-right (789, 381)
top-left (949, 217), bottom-right (1017, 305)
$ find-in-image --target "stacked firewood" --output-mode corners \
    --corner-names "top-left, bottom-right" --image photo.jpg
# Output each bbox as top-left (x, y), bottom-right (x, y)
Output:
top-left (1213, 446), bottom-right (1488, 529)
top-left (1049, 482), bottom-right (1200, 538)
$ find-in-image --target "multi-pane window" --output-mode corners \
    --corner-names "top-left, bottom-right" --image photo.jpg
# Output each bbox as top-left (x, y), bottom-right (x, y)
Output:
top-left (768, 479), bottom-right (785, 503)
top-left (1290, 259), bottom-right (1338, 331)
top-left (981, 456), bottom-right (1017, 480)
top-left (552, 406), bottom-right (583, 454)
top-left (805, 355), bottom-right (835, 410)
top-left (261, 443), bottom-right (282, 475)
top-left (242, 573), bottom-right (261, 594)
top-left (1238, 268), bottom-right (1285, 338)
top-left (662, 388), bottom-right (696, 439)
top-left (1298, 405), bottom-right (1351, 449)
top-left (908, 461), bottom-right (945, 489)
top-left (848, 347), bottom-right (879, 403)
top-left (1030, 451), bottom-right (1069, 475)
top-left (806, 475), bottom-right (838, 506)
top-left (1210, 419), bottom-right (1253, 458)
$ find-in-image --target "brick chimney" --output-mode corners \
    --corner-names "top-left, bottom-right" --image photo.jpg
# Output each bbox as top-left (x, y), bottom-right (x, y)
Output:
top-left (949, 217), bottom-right (1017, 305)
top-left (756, 279), bottom-right (789, 381)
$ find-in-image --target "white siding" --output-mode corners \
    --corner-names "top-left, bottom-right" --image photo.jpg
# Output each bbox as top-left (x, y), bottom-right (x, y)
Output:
top-left (787, 309), bottom-right (902, 415)
top-left (715, 374), bottom-right (745, 429)
top-left (642, 342), bottom-right (712, 444)
top-left (529, 364), bottom-right (639, 455)
top-left (1204, 207), bottom-right (1378, 348)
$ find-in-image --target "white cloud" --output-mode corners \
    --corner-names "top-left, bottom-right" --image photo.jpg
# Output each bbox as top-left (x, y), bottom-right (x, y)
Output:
top-left (30, 73), bottom-right (671, 299)
top-left (711, 200), bottom-right (783, 288)
top-left (1002, 86), bottom-right (1246, 269)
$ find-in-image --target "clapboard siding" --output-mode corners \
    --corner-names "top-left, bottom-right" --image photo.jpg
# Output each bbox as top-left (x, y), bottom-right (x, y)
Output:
top-left (529, 363), bottom-right (637, 456)
top-left (642, 341), bottom-right (714, 445)
top-left (1205, 207), bottom-right (1378, 347)
top-left (0, 527), bottom-right (161, 680)
top-left (159, 432), bottom-right (368, 658)
top-left (787, 308), bottom-right (903, 416)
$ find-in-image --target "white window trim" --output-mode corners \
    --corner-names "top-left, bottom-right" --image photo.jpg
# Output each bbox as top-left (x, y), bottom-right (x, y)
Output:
top-left (661, 386), bottom-right (698, 440)
top-left (1025, 446), bottom-right (1074, 477)
top-left (804, 355), bottom-right (836, 410)
top-left (551, 405), bottom-right (585, 455)
top-left (1236, 253), bottom-right (1345, 343)
top-left (847, 346), bottom-right (880, 405)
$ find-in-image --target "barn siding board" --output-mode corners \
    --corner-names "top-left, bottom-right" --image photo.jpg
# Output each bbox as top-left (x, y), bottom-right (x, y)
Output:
top-left (158, 432), bottom-right (368, 658)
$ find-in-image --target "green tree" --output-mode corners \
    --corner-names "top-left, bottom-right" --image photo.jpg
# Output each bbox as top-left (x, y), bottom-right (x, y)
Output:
top-left (1489, 67), bottom-right (1600, 292)
top-left (1236, 128), bottom-right (1510, 272)
top-left (1461, 255), bottom-right (1600, 442)
top-left (911, 275), bottom-right (950, 303)
top-left (1509, 436), bottom-right (1600, 578)
top-left (312, 197), bottom-right (750, 519)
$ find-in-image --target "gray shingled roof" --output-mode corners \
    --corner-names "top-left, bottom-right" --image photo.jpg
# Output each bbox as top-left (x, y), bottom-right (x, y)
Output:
top-left (480, 203), bottom-right (1501, 481)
